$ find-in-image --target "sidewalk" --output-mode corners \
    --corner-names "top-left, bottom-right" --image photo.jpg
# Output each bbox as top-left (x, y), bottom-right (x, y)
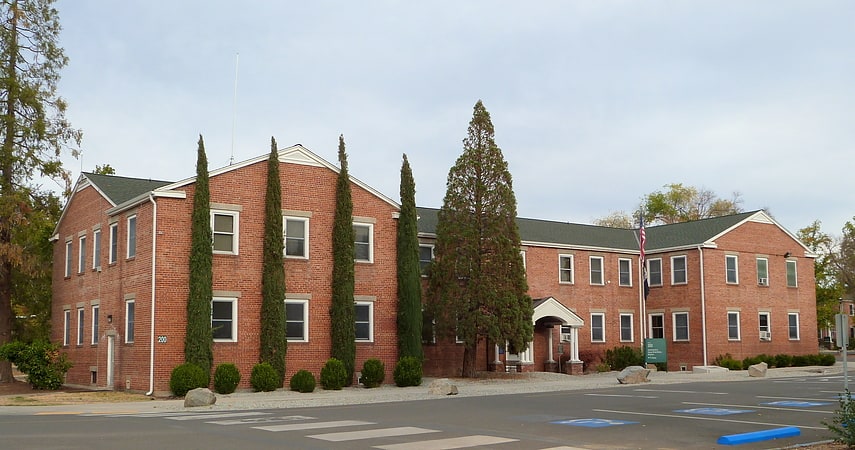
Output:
top-left (0, 364), bottom-right (844, 416)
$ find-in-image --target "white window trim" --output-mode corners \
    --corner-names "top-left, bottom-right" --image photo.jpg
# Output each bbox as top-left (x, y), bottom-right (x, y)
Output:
top-left (618, 258), bottom-right (632, 287)
top-left (91, 304), bottom-right (100, 345)
top-left (285, 298), bottom-right (309, 342)
top-left (590, 312), bottom-right (605, 342)
top-left (786, 260), bottom-right (798, 287)
top-left (78, 235), bottom-right (87, 274)
top-left (788, 312), bottom-right (800, 340)
top-left (589, 256), bottom-right (604, 286)
top-left (558, 254), bottom-right (574, 284)
top-left (756, 257), bottom-right (769, 286)
top-left (284, 216), bottom-right (310, 259)
top-left (109, 222), bottom-right (118, 264)
top-left (672, 311), bottom-right (689, 342)
top-left (725, 255), bottom-right (739, 284)
top-left (92, 229), bottom-right (102, 270)
top-left (671, 255), bottom-right (687, 285)
top-left (211, 210), bottom-right (240, 255)
top-left (759, 311), bottom-right (771, 336)
top-left (76, 307), bottom-right (85, 345)
top-left (125, 300), bottom-right (135, 344)
top-left (212, 297), bottom-right (238, 343)
top-left (353, 222), bottom-right (374, 263)
top-left (419, 244), bottom-right (434, 277)
top-left (355, 301), bottom-right (374, 342)
top-left (126, 215), bottom-right (137, 259)
top-left (64, 240), bottom-right (73, 277)
top-left (63, 309), bottom-right (71, 346)
top-left (648, 258), bottom-right (663, 287)
top-left (619, 313), bottom-right (634, 342)
top-left (727, 311), bottom-right (741, 341)
top-left (648, 313), bottom-right (665, 339)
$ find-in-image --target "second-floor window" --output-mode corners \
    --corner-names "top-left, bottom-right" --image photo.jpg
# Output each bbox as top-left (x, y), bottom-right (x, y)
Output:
top-left (671, 256), bottom-right (687, 284)
top-left (284, 217), bottom-right (308, 258)
top-left (64, 240), bottom-right (73, 277)
top-left (648, 259), bottom-right (662, 286)
top-left (756, 257), bottom-right (769, 286)
top-left (589, 256), bottom-right (604, 285)
top-left (786, 260), bottom-right (797, 287)
top-left (725, 255), bottom-right (738, 284)
top-left (419, 245), bottom-right (434, 276)
top-left (92, 229), bottom-right (101, 270)
top-left (78, 235), bottom-right (87, 274)
top-left (618, 258), bottom-right (631, 286)
top-left (212, 211), bottom-right (239, 254)
top-left (559, 254), bottom-right (574, 284)
top-left (109, 222), bottom-right (118, 264)
top-left (126, 215), bottom-right (137, 259)
top-left (353, 223), bottom-right (373, 262)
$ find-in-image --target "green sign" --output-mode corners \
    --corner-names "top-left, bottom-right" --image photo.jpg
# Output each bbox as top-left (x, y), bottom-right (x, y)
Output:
top-left (644, 338), bottom-right (667, 364)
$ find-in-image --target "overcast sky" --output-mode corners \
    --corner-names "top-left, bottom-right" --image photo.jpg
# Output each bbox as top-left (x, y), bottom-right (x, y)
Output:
top-left (54, 1), bottom-right (855, 236)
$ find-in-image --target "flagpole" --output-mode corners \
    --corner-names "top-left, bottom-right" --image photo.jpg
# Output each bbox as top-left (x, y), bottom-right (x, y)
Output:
top-left (638, 212), bottom-right (647, 359)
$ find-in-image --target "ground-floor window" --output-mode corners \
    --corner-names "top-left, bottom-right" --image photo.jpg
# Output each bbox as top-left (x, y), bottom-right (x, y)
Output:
top-left (355, 301), bottom-right (373, 342)
top-left (648, 313), bottom-right (664, 339)
top-left (212, 297), bottom-right (237, 342)
top-left (788, 313), bottom-right (799, 340)
top-left (619, 314), bottom-right (633, 342)
top-left (590, 313), bottom-right (605, 342)
top-left (727, 311), bottom-right (740, 340)
top-left (285, 299), bottom-right (308, 342)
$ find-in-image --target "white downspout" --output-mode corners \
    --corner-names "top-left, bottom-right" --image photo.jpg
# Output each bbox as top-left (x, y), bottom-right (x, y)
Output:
top-left (146, 194), bottom-right (157, 396)
top-left (698, 245), bottom-right (708, 367)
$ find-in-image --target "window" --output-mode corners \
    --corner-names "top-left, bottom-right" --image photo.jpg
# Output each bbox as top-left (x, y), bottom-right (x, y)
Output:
top-left (590, 313), bottom-right (605, 342)
top-left (618, 258), bottom-right (632, 286)
top-left (109, 222), bottom-right (118, 264)
top-left (671, 256), bottom-right (687, 284)
top-left (759, 312), bottom-right (770, 340)
top-left (126, 215), bottom-right (137, 259)
top-left (419, 245), bottom-right (434, 276)
top-left (589, 256), bottom-right (604, 285)
top-left (285, 299), bottom-right (308, 342)
top-left (558, 254), bottom-right (574, 284)
top-left (648, 259), bottom-right (662, 286)
top-left (756, 257), bottom-right (768, 286)
top-left (92, 229), bottom-right (101, 270)
top-left (63, 309), bottom-right (71, 346)
top-left (212, 211), bottom-right (239, 254)
top-left (355, 302), bottom-right (374, 341)
top-left (786, 260), bottom-right (797, 287)
top-left (78, 235), bottom-right (87, 274)
top-left (725, 255), bottom-right (738, 284)
top-left (125, 300), bottom-right (135, 343)
top-left (91, 305), bottom-right (100, 345)
top-left (212, 298), bottom-right (237, 342)
top-left (788, 313), bottom-right (799, 340)
top-left (353, 223), bottom-right (373, 262)
top-left (284, 217), bottom-right (309, 258)
top-left (850, 304), bottom-right (854, 316)
top-left (727, 311), bottom-right (740, 340)
top-left (64, 240), bottom-right (73, 277)
top-left (76, 308), bottom-right (85, 345)
top-left (673, 312), bottom-right (689, 341)
top-left (620, 314), bottom-right (633, 342)
top-left (649, 313), bottom-right (664, 339)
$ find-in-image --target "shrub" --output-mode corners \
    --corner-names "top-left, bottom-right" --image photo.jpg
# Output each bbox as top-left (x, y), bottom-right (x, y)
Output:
top-left (169, 363), bottom-right (208, 397)
top-left (320, 358), bottom-right (348, 390)
top-left (213, 363), bottom-right (241, 394)
top-left (393, 356), bottom-right (422, 387)
top-left (360, 359), bottom-right (385, 388)
top-left (821, 353), bottom-right (837, 366)
top-left (774, 354), bottom-right (793, 368)
top-left (289, 370), bottom-right (316, 393)
top-left (823, 389), bottom-right (855, 447)
top-left (578, 350), bottom-right (603, 373)
top-left (251, 362), bottom-right (280, 392)
top-left (719, 358), bottom-right (743, 371)
top-left (0, 340), bottom-right (72, 390)
top-left (792, 355), bottom-right (809, 366)
top-left (603, 346), bottom-right (643, 371)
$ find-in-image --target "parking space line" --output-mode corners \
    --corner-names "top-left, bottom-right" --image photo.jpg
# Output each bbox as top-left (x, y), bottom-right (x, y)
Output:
top-left (592, 409), bottom-right (825, 430)
top-left (757, 395), bottom-right (839, 402)
top-left (585, 393), bottom-right (658, 399)
top-left (634, 388), bottom-right (728, 395)
top-left (681, 401), bottom-right (832, 414)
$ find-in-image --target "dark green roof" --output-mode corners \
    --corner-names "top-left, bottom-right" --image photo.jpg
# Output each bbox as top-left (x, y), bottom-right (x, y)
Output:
top-left (83, 172), bottom-right (173, 205)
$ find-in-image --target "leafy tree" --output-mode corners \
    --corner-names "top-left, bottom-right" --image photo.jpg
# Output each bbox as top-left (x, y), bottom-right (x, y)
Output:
top-left (427, 100), bottom-right (533, 378)
top-left (837, 219), bottom-right (855, 299)
top-left (92, 164), bottom-right (115, 175)
top-left (798, 221), bottom-right (843, 332)
top-left (0, 0), bottom-right (81, 383)
top-left (595, 184), bottom-right (743, 227)
top-left (259, 137), bottom-right (287, 385)
top-left (330, 135), bottom-right (356, 385)
top-left (396, 154), bottom-right (422, 360)
top-left (184, 135), bottom-right (213, 381)
top-left (593, 210), bottom-right (634, 228)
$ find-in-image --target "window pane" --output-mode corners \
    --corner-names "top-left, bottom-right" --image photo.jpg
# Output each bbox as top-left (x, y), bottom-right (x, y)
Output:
top-left (559, 256), bottom-right (573, 283)
top-left (355, 322), bottom-right (370, 340)
top-left (354, 225), bottom-right (369, 243)
top-left (127, 216), bottom-right (136, 258)
top-left (649, 260), bottom-right (662, 286)
top-left (675, 313), bottom-right (689, 340)
top-left (285, 238), bottom-right (305, 257)
top-left (728, 313), bottom-right (739, 339)
top-left (726, 256), bottom-right (737, 283)
top-left (590, 257), bottom-right (603, 285)
top-left (286, 302), bottom-right (305, 340)
top-left (620, 315), bottom-right (632, 341)
top-left (672, 257), bottom-right (686, 283)
top-left (786, 261), bottom-right (797, 287)
top-left (788, 314), bottom-right (799, 339)
top-left (212, 301), bottom-right (233, 340)
top-left (650, 314), bottom-right (664, 338)
top-left (213, 234), bottom-right (234, 252)
top-left (355, 304), bottom-right (371, 340)
top-left (213, 214), bottom-right (233, 233)
top-left (619, 259), bottom-right (631, 286)
top-left (285, 219), bottom-right (306, 257)
top-left (591, 314), bottom-right (604, 341)
top-left (355, 304), bottom-right (370, 322)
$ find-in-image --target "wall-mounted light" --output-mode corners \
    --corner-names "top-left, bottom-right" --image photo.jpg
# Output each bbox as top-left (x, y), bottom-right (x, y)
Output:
top-left (107, 314), bottom-right (112, 324)
top-left (783, 252), bottom-right (791, 258)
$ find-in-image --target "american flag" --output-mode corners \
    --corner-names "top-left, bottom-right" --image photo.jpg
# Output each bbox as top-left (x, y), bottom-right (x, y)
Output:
top-left (640, 215), bottom-right (649, 300)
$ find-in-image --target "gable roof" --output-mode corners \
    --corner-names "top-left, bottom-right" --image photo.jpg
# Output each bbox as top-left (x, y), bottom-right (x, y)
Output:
top-left (82, 172), bottom-right (173, 206)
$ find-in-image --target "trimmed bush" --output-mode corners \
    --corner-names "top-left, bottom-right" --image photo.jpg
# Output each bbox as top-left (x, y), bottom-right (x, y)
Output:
top-left (360, 359), bottom-right (385, 388)
top-left (774, 354), bottom-right (793, 368)
top-left (320, 358), bottom-right (348, 390)
top-left (289, 370), bottom-right (316, 393)
top-left (251, 362), bottom-right (280, 392)
top-left (0, 340), bottom-right (73, 390)
top-left (603, 346), bottom-right (643, 371)
top-left (821, 353), bottom-right (837, 366)
top-left (169, 363), bottom-right (208, 397)
top-left (213, 363), bottom-right (241, 394)
top-left (393, 356), bottom-right (422, 387)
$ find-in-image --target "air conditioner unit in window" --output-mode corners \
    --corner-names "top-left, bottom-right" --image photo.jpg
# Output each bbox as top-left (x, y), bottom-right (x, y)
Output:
top-left (758, 278), bottom-right (768, 286)
top-left (759, 331), bottom-right (771, 340)
top-left (560, 333), bottom-right (572, 342)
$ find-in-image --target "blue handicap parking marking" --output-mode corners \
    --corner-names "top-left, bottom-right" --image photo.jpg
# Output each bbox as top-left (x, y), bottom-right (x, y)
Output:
top-left (551, 418), bottom-right (638, 428)
top-left (675, 407), bottom-right (754, 416)
top-left (761, 401), bottom-right (831, 407)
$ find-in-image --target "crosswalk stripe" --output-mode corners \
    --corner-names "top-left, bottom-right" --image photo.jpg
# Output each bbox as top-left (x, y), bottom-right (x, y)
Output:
top-left (254, 420), bottom-right (375, 432)
top-left (308, 426), bottom-right (440, 442)
top-left (373, 435), bottom-right (518, 449)
top-left (208, 415), bottom-right (316, 426)
top-left (167, 411), bottom-right (270, 421)
top-left (538, 447), bottom-right (590, 450)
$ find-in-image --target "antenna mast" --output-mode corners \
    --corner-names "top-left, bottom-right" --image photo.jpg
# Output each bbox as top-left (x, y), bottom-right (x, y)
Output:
top-left (230, 53), bottom-right (239, 165)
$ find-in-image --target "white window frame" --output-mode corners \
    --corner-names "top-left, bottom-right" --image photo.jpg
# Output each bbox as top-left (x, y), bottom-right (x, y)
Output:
top-left (91, 304), bottom-right (100, 345)
top-left (284, 216), bottom-right (309, 259)
top-left (353, 222), bottom-right (374, 263)
top-left (788, 313), bottom-right (799, 340)
top-left (212, 297), bottom-right (238, 342)
top-left (78, 235), bottom-right (87, 274)
top-left (419, 245), bottom-right (434, 277)
top-left (76, 307), bottom-right (85, 345)
top-left (92, 229), bottom-right (101, 270)
top-left (63, 309), bottom-right (71, 346)
top-left (725, 255), bottom-right (738, 284)
top-left (671, 255), bottom-right (687, 285)
top-left (558, 254), bottom-right (574, 284)
top-left (727, 311), bottom-right (740, 340)
top-left (125, 299), bottom-right (135, 343)
top-left (285, 299), bottom-right (309, 342)
top-left (355, 301), bottom-right (374, 342)
top-left (648, 313), bottom-right (665, 339)
top-left (756, 257), bottom-right (769, 286)
top-left (590, 313), bottom-right (605, 342)
top-left (619, 313), bottom-right (633, 342)
top-left (589, 256), bottom-right (604, 286)
top-left (672, 311), bottom-right (689, 341)
top-left (648, 258), bottom-right (663, 286)
top-left (211, 211), bottom-right (239, 255)
top-left (759, 311), bottom-right (771, 339)
top-left (786, 260), bottom-right (798, 287)
top-left (618, 258), bottom-right (632, 287)
top-left (126, 215), bottom-right (137, 259)
top-left (64, 240), bottom-right (73, 277)
top-left (109, 222), bottom-right (118, 264)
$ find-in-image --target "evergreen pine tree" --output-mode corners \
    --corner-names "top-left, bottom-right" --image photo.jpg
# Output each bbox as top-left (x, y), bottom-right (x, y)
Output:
top-left (396, 154), bottom-right (423, 360)
top-left (185, 135), bottom-right (214, 380)
top-left (260, 137), bottom-right (288, 385)
top-left (330, 135), bottom-right (356, 385)
top-left (428, 100), bottom-right (533, 378)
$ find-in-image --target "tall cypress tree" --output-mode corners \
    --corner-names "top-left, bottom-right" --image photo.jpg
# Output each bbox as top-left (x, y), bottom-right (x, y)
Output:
top-left (330, 135), bottom-right (356, 384)
top-left (396, 154), bottom-right (423, 360)
top-left (428, 101), bottom-right (532, 378)
top-left (185, 135), bottom-right (214, 381)
top-left (260, 137), bottom-right (288, 385)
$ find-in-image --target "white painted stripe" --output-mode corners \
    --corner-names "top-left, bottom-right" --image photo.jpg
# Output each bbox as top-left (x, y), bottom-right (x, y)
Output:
top-left (585, 393), bottom-right (658, 399)
top-left (681, 401), bottom-right (832, 413)
top-left (634, 388), bottom-right (728, 395)
top-left (309, 426), bottom-right (439, 442)
top-left (373, 435), bottom-right (517, 449)
top-left (208, 415), bottom-right (316, 425)
top-left (539, 447), bottom-right (589, 450)
top-left (757, 395), bottom-right (837, 402)
top-left (254, 420), bottom-right (374, 432)
top-left (167, 411), bottom-right (269, 421)
top-left (593, 409), bottom-right (825, 430)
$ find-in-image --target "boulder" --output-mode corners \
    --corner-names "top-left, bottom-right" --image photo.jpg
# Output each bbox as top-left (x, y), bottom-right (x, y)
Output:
top-left (617, 366), bottom-right (651, 384)
top-left (748, 362), bottom-right (768, 378)
top-left (427, 378), bottom-right (458, 395)
top-left (184, 387), bottom-right (217, 407)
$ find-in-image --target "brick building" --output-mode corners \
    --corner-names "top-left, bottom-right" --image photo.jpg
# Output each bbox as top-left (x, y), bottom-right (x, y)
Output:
top-left (52, 144), bottom-right (817, 394)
